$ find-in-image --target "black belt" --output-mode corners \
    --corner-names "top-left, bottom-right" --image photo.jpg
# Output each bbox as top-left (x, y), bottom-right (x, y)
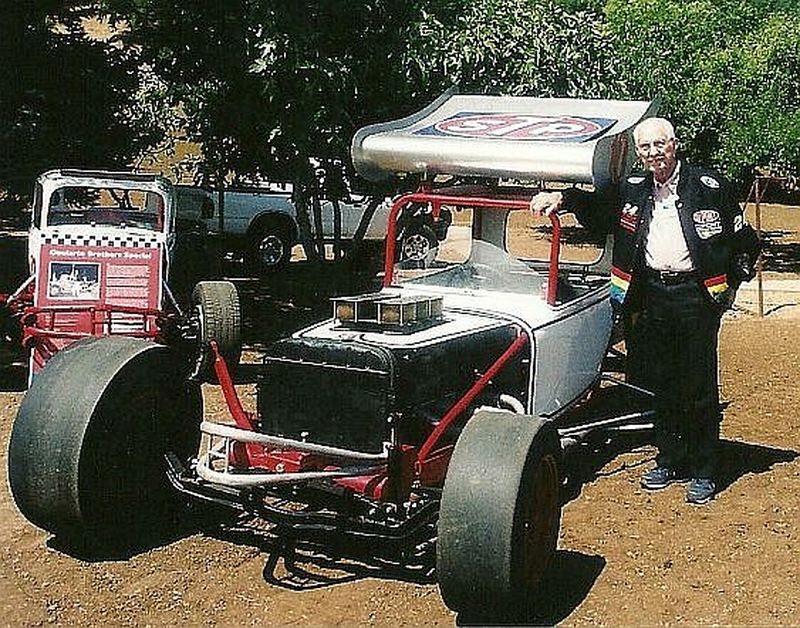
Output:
top-left (644, 267), bottom-right (697, 285)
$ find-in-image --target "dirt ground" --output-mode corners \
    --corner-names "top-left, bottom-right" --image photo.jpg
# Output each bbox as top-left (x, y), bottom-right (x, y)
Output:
top-left (1, 204), bottom-right (800, 626)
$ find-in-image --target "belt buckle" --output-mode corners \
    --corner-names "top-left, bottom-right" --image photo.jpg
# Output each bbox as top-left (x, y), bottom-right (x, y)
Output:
top-left (647, 268), bottom-right (686, 283)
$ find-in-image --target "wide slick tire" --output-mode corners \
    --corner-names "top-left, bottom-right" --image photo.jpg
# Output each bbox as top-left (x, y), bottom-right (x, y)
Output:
top-left (437, 409), bottom-right (562, 616)
top-left (8, 336), bottom-right (202, 541)
top-left (192, 280), bottom-right (241, 381)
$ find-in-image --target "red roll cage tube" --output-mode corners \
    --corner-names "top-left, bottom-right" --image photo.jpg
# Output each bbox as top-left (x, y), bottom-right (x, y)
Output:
top-left (382, 184), bottom-right (562, 306)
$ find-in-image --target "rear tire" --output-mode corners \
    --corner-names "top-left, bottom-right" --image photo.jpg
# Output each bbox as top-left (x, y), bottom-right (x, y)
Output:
top-left (399, 223), bottom-right (437, 265)
top-left (437, 409), bottom-right (561, 617)
top-left (192, 281), bottom-right (241, 381)
top-left (8, 336), bottom-right (202, 541)
top-left (246, 223), bottom-right (292, 273)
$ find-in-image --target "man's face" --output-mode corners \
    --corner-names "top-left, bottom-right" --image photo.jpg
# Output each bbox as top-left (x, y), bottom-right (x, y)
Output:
top-left (634, 123), bottom-right (677, 182)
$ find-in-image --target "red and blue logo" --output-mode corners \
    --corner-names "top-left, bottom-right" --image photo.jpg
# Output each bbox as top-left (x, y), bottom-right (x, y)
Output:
top-left (415, 113), bottom-right (616, 142)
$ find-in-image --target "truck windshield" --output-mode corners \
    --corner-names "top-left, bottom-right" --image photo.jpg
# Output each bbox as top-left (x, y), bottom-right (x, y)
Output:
top-left (46, 185), bottom-right (165, 231)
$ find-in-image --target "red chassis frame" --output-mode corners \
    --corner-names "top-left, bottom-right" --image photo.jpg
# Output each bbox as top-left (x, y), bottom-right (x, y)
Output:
top-left (4, 280), bottom-right (168, 371)
top-left (22, 304), bottom-right (167, 369)
top-left (212, 185), bottom-right (563, 503)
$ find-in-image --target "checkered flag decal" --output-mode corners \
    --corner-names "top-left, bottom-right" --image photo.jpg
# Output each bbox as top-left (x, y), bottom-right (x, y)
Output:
top-left (43, 233), bottom-right (161, 248)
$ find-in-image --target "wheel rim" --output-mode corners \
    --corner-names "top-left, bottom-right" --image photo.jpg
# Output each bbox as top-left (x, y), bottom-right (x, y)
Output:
top-left (517, 452), bottom-right (560, 588)
top-left (258, 234), bottom-right (285, 266)
top-left (402, 233), bottom-right (432, 261)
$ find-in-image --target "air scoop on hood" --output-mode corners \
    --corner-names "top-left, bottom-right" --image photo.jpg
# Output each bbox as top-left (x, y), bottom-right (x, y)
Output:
top-left (332, 292), bottom-right (444, 331)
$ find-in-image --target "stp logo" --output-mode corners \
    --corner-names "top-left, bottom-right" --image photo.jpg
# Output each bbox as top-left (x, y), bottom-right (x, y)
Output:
top-left (417, 113), bottom-right (615, 142)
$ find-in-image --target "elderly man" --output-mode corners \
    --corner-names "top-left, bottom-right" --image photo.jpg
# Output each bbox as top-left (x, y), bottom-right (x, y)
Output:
top-left (530, 117), bottom-right (760, 504)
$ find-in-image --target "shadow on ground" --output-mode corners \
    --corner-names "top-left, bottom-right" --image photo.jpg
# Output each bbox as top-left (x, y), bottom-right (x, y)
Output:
top-left (559, 432), bottom-right (798, 506)
top-left (209, 519), bottom-right (437, 590)
top-left (209, 518), bottom-right (606, 625)
top-left (455, 550), bottom-right (607, 626)
top-left (715, 438), bottom-right (798, 493)
top-left (46, 520), bottom-right (201, 563)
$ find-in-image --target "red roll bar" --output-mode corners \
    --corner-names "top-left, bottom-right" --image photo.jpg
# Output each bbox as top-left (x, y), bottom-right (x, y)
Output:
top-left (383, 186), bottom-right (562, 305)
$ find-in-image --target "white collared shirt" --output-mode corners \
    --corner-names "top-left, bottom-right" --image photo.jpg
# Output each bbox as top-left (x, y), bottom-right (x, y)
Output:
top-left (644, 161), bottom-right (694, 272)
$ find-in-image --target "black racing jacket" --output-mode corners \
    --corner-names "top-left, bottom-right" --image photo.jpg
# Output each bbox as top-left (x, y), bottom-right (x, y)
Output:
top-left (562, 162), bottom-right (761, 311)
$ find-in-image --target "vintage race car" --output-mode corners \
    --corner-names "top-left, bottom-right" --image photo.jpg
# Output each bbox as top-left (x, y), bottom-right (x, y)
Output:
top-left (0, 169), bottom-right (241, 379)
top-left (8, 94), bottom-right (657, 618)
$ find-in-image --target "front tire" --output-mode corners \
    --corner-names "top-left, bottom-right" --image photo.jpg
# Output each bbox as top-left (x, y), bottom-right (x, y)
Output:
top-left (192, 281), bottom-right (241, 382)
top-left (437, 409), bottom-right (562, 616)
top-left (8, 336), bottom-right (202, 541)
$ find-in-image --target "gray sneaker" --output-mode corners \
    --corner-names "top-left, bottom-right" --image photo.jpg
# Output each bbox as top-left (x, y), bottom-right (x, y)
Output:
top-left (640, 466), bottom-right (688, 490)
top-left (686, 478), bottom-right (716, 504)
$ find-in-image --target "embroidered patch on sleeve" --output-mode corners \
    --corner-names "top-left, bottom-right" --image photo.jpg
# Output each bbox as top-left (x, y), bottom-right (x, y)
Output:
top-left (704, 274), bottom-right (730, 303)
top-left (609, 266), bottom-right (631, 303)
top-left (619, 203), bottom-right (639, 233)
top-left (693, 209), bottom-right (723, 239)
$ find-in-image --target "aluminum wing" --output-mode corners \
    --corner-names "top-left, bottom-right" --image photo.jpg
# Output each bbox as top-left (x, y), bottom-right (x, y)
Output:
top-left (352, 91), bottom-right (658, 187)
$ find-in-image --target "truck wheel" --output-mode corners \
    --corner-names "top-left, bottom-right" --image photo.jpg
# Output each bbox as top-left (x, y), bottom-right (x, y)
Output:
top-left (192, 281), bottom-right (241, 382)
top-left (399, 223), bottom-right (437, 264)
top-left (8, 336), bottom-right (202, 542)
top-left (437, 409), bottom-right (561, 617)
top-left (246, 223), bottom-right (291, 273)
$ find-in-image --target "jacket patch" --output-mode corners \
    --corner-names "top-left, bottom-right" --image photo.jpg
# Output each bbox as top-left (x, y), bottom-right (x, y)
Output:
top-left (627, 175), bottom-right (646, 185)
top-left (704, 274), bottom-right (730, 305)
top-left (733, 214), bottom-right (744, 232)
top-left (610, 266), bottom-right (631, 304)
top-left (693, 209), bottom-right (722, 239)
top-left (619, 203), bottom-right (639, 233)
top-left (700, 175), bottom-right (720, 189)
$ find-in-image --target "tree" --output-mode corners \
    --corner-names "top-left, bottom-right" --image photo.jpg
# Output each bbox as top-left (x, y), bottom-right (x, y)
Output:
top-left (410, 0), bottom-right (623, 99)
top-left (605, 0), bottom-right (800, 183)
top-left (0, 3), bottom-right (158, 213)
top-left (101, 0), bottom-right (468, 260)
top-left (97, 1), bottom-right (463, 182)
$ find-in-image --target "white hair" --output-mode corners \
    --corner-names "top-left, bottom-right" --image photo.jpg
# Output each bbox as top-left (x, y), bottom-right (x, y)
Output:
top-left (633, 117), bottom-right (676, 144)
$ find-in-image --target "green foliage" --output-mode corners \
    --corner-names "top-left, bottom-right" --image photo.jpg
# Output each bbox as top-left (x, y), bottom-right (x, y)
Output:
top-left (101, 0), bottom-right (464, 191)
top-left (605, 0), bottom-right (800, 182)
top-left (551, 0), bottom-right (605, 12)
top-left (100, 0), bottom-right (618, 190)
top-left (5, 0), bottom-right (796, 212)
top-left (411, 0), bottom-right (623, 99)
top-left (0, 4), bottom-right (158, 209)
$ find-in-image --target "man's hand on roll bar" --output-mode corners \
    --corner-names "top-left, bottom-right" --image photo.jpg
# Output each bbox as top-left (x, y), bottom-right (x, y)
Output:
top-left (529, 191), bottom-right (565, 217)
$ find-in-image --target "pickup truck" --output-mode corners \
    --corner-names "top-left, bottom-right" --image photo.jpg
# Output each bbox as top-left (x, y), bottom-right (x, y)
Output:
top-left (175, 185), bottom-right (450, 273)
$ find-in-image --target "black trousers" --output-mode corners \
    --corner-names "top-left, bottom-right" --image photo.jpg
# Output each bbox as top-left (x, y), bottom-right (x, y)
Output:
top-left (626, 275), bottom-right (722, 478)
